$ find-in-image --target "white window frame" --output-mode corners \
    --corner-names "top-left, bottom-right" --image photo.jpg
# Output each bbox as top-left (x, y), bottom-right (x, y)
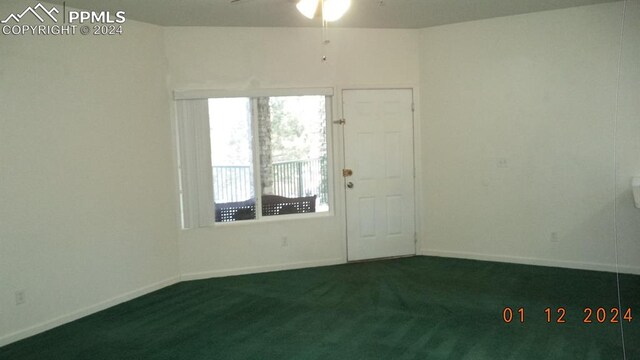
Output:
top-left (174, 88), bottom-right (335, 229)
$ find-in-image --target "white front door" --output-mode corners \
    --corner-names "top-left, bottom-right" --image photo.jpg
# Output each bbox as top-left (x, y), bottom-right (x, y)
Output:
top-left (342, 89), bottom-right (416, 261)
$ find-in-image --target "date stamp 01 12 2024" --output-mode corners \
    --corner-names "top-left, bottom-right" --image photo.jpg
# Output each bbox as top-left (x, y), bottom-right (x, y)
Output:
top-left (502, 306), bottom-right (633, 324)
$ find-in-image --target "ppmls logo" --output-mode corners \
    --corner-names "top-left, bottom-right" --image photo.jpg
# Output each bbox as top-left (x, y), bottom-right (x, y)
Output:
top-left (1, 3), bottom-right (59, 24)
top-left (2, 2), bottom-right (126, 36)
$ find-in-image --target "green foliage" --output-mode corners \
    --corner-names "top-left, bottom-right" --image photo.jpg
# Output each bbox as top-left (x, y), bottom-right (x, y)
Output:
top-left (269, 97), bottom-right (309, 163)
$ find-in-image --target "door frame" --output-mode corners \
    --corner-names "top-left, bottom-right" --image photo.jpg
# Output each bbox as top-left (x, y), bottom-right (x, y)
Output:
top-left (338, 87), bottom-right (421, 262)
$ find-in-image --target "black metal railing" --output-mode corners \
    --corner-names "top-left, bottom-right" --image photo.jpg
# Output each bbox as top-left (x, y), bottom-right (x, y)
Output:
top-left (213, 156), bottom-right (328, 206)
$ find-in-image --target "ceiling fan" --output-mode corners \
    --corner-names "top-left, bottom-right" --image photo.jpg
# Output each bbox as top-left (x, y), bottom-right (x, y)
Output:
top-left (230, 0), bottom-right (351, 62)
top-left (230, 0), bottom-right (351, 22)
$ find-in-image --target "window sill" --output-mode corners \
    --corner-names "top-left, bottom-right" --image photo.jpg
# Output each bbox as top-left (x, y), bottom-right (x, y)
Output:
top-left (211, 210), bottom-right (334, 228)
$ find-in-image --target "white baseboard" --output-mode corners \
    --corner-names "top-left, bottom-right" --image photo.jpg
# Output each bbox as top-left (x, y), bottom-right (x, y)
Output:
top-left (180, 258), bottom-right (345, 281)
top-left (0, 276), bottom-right (180, 348)
top-left (419, 248), bottom-right (640, 275)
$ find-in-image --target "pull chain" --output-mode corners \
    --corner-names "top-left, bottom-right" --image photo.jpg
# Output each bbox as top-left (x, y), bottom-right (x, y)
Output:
top-left (321, 0), bottom-right (329, 62)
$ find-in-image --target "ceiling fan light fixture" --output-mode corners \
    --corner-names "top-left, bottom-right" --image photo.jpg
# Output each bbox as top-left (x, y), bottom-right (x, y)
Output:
top-left (322, 0), bottom-right (351, 22)
top-left (296, 0), bottom-right (319, 19)
top-left (296, 0), bottom-right (351, 22)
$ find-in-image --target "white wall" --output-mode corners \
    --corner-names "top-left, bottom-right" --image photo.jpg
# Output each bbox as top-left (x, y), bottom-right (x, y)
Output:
top-left (163, 27), bottom-right (420, 279)
top-left (2, 0), bottom-right (637, 348)
top-left (418, 1), bottom-right (640, 274)
top-left (615, 0), bottom-right (640, 275)
top-left (0, 1), bottom-right (180, 345)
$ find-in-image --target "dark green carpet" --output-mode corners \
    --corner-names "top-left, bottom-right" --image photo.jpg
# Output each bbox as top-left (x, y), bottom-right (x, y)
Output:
top-left (2, 256), bottom-right (638, 359)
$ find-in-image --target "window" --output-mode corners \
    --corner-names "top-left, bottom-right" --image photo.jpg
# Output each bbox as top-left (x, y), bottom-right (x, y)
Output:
top-left (175, 89), bottom-right (332, 228)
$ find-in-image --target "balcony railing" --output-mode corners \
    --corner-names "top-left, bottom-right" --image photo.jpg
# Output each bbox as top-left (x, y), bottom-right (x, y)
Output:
top-left (213, 157), bottom-right (328, 206)
top-left (212, 166), bottom-right (254, 203)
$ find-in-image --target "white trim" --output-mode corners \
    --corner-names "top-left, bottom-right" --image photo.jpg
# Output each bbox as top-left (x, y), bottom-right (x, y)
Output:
top-left (0, 276), bottom-right (180, 348)
top-left (174, 87), bottom-right (334, 100)
top-left (325, 96), bottom-right (336, 222)
top-left (180, 258), bottom-right (345, 281)
top-left (419, 249), bottom-right (640, 275)
top-left (169, 101), bottom-right (187, 231)
top-left (410, 86), bottom-right (422, 251)
top-left (338, 85), bottom-right (420, 92)
top-left (331, 91), bottom-right (348, 261)
top-left (250, 99), bottom-right (262, 220)
top-left (211, 211), bottom-right (334, 227)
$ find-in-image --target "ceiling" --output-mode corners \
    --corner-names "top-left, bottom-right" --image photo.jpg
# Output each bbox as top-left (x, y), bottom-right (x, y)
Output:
top-left (46, 0), bottom-right (619, 28)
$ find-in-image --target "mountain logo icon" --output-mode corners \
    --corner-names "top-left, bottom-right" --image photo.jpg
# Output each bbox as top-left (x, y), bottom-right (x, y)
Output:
top-left (1, 3), bottom-right (59, 24)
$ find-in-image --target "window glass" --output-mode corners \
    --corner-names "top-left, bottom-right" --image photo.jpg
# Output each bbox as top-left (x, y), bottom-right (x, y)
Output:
top-left (209, 95), bottom-right (329, 223)
top-left (209, 98), bottom-right (256, 222)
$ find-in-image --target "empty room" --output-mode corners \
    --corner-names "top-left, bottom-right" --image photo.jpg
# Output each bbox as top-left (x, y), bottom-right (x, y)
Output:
top-left (1, 0), bottom-right (638, 358)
